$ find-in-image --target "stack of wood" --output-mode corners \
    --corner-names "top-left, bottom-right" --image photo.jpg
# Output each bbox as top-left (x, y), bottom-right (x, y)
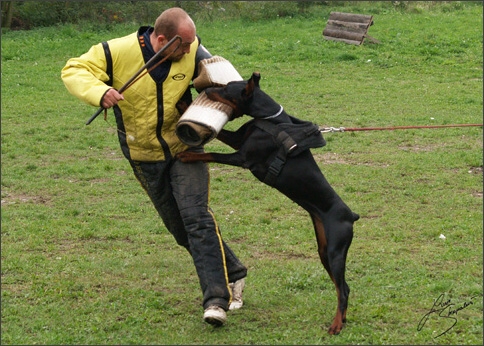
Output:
top-left (323, 12), bottom-right (380, 45)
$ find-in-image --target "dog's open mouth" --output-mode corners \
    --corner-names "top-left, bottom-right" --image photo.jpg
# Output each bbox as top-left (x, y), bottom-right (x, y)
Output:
top-left (205, 89), bottom-right (243, 119)
top-left (176, 90), bottom-right (234, 146)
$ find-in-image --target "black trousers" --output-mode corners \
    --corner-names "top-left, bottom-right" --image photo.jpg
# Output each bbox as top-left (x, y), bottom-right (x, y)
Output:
top-left (129, 156), bottom-right (247, 310)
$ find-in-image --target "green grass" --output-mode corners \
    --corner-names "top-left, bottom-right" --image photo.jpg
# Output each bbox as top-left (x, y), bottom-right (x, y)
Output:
top-left (1, 2), bottom-right (483, 345)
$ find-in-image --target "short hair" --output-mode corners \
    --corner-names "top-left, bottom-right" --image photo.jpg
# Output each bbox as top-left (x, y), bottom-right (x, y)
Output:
top-left (154, 7), bottom-right (194, 38)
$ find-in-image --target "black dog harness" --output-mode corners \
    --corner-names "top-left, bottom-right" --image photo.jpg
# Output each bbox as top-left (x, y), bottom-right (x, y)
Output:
top-left (254, 116), bottom-right (326, 186)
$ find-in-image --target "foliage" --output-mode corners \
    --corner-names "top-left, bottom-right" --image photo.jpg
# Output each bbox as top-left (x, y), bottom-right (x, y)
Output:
top-left (1, 2), bottom-right (483, 345)
top-left (6, 1), bottom-right (483, 30)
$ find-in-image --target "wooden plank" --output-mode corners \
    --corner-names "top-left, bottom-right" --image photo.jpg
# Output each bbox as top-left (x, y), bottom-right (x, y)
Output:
top-left (329, 11), bottom-right (373, 24)
top-left (322, 28), bottom-right (365, 44)
top-left (323, 36), bottom-right (362, 46)
top-left (325, 21), bottom-right (369, 34)
top-left (324, 25), bottom-right (368, 35)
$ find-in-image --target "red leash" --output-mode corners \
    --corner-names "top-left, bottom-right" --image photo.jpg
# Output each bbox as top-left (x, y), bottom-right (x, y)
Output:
top-left (319, 123), bottom-right (483, 133)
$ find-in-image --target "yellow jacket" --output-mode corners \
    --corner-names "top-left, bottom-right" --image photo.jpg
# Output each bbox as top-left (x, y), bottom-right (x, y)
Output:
top-left (62, 28), bottom-right (200, 162)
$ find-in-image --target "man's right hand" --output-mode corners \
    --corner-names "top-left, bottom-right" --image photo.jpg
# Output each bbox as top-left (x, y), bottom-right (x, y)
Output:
top-left (102, 88), bottom-right (124, 108)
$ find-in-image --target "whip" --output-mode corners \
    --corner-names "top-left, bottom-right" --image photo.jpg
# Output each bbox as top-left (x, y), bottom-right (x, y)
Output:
top-left (85, 35), bottom-right (182, 125)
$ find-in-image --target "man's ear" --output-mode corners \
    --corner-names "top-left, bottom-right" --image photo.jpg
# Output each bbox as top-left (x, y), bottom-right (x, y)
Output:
top-left (157, 34), bottom-right (169, 48)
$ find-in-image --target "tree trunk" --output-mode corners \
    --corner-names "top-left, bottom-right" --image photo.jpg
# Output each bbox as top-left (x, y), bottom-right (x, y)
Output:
top-left (1, 1), bottom-right (14, 28)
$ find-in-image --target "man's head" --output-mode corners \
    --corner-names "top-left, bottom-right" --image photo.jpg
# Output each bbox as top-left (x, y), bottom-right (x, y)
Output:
top-left (151, 7), bottom-right (196, 61)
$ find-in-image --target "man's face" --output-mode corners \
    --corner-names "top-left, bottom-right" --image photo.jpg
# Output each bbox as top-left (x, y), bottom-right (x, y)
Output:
top-left (165, 24), bottom-right (196, 61)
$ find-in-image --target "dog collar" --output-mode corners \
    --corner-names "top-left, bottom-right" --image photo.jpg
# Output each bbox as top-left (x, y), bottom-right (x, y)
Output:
top-left (261, 105), bottom-right (284, 120)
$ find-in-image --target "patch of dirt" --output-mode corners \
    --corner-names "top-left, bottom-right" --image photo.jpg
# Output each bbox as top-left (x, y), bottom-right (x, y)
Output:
top-left (468, 166), bottom-right (483, 174)
top-left (313, 152), bottom-right (348, 165)
top-left (249, 249), bottom-right (318, 261)
top-left (467, 166), bottom-right (482, 197)
top-left (397, 143), bottom-right (445, 152)
top-left (1, 193), bottom-right (51, 206)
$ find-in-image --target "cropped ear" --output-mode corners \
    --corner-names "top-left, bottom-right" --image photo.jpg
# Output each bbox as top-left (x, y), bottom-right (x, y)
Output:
top-left (244, 72), bottom-right (261, 97)
top-left (251, 72), bottom-right (261, 87)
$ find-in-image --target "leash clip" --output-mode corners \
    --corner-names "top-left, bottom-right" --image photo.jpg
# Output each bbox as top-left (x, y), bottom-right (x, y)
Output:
top-left (320, 127), bottom-right (345, 133)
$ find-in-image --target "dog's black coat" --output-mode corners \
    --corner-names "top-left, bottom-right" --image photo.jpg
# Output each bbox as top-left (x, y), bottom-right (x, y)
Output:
top-left (177, 72), bottom-right (359, 334)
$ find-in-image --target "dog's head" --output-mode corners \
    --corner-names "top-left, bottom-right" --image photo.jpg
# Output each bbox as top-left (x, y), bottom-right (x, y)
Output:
top-left (205, 72), bottom-right (281, 120)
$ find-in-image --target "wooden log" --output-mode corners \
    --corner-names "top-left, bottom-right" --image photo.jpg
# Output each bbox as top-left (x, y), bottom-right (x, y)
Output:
top-left (322, 11), bottom-right (378, 45)
top-left (323, 36), bottom-right (362, 46)
top-left (329, 11), bottom-right (373, 24)
top-left (326, 19), bottom-right (370, 33)
top-left (322, 28), bottom-right (365, 43)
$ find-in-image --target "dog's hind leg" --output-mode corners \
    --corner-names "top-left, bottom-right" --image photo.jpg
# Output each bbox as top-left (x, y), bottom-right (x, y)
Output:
top-left (311, 214), bottom-right (332, 278)
top-left (327, 216), bottom-right (354, 335)
top-left (311, 214), bottom-right (353, 335)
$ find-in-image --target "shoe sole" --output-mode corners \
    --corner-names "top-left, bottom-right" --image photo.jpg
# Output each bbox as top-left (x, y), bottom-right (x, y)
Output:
top-left (204, 316), bottom-right (225, 326)
top-left (203, 307), bottom-right (226, 326)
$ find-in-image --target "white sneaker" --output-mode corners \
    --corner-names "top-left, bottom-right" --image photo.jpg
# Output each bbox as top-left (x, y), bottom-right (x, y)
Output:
top-left (203, 305), bottom-right (226, 326)
top-left (229, 278), bottom-right (245, 310)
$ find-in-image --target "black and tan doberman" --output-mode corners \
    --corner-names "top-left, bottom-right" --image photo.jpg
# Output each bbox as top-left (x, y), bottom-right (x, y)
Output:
top-left (177, 72), bottom-right (359, 335)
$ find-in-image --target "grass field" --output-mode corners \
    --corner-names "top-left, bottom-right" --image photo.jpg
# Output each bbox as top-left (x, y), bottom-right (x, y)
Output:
top-left (1, 2), bottom-right (483, 345)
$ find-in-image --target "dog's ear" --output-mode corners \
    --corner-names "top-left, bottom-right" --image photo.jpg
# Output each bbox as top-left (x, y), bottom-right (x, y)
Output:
top-left (251, 72), bottom-right (261, 87)
top-left (244, 72), bottom-right (261, 97)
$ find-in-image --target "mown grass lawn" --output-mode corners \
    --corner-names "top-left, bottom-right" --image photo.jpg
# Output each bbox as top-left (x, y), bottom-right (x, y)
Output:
top-left (1, 2), bottom-right (482, 345)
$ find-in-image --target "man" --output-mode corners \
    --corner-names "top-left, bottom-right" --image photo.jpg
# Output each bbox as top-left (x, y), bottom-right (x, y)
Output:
top-left (61, 7), bottom-right (247, 326)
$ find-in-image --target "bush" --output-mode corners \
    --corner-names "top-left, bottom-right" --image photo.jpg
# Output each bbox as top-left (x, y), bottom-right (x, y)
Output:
top-left (9, 1), bottom-right (320, 29)
top-left (9, 1), bottom-right (177, 29)
top-left (5, 1), bottom-right (482, 30)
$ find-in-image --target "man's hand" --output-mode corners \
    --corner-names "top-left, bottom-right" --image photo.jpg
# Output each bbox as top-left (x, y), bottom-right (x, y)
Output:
top-left (102, 88), bottom-right (124, 108)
